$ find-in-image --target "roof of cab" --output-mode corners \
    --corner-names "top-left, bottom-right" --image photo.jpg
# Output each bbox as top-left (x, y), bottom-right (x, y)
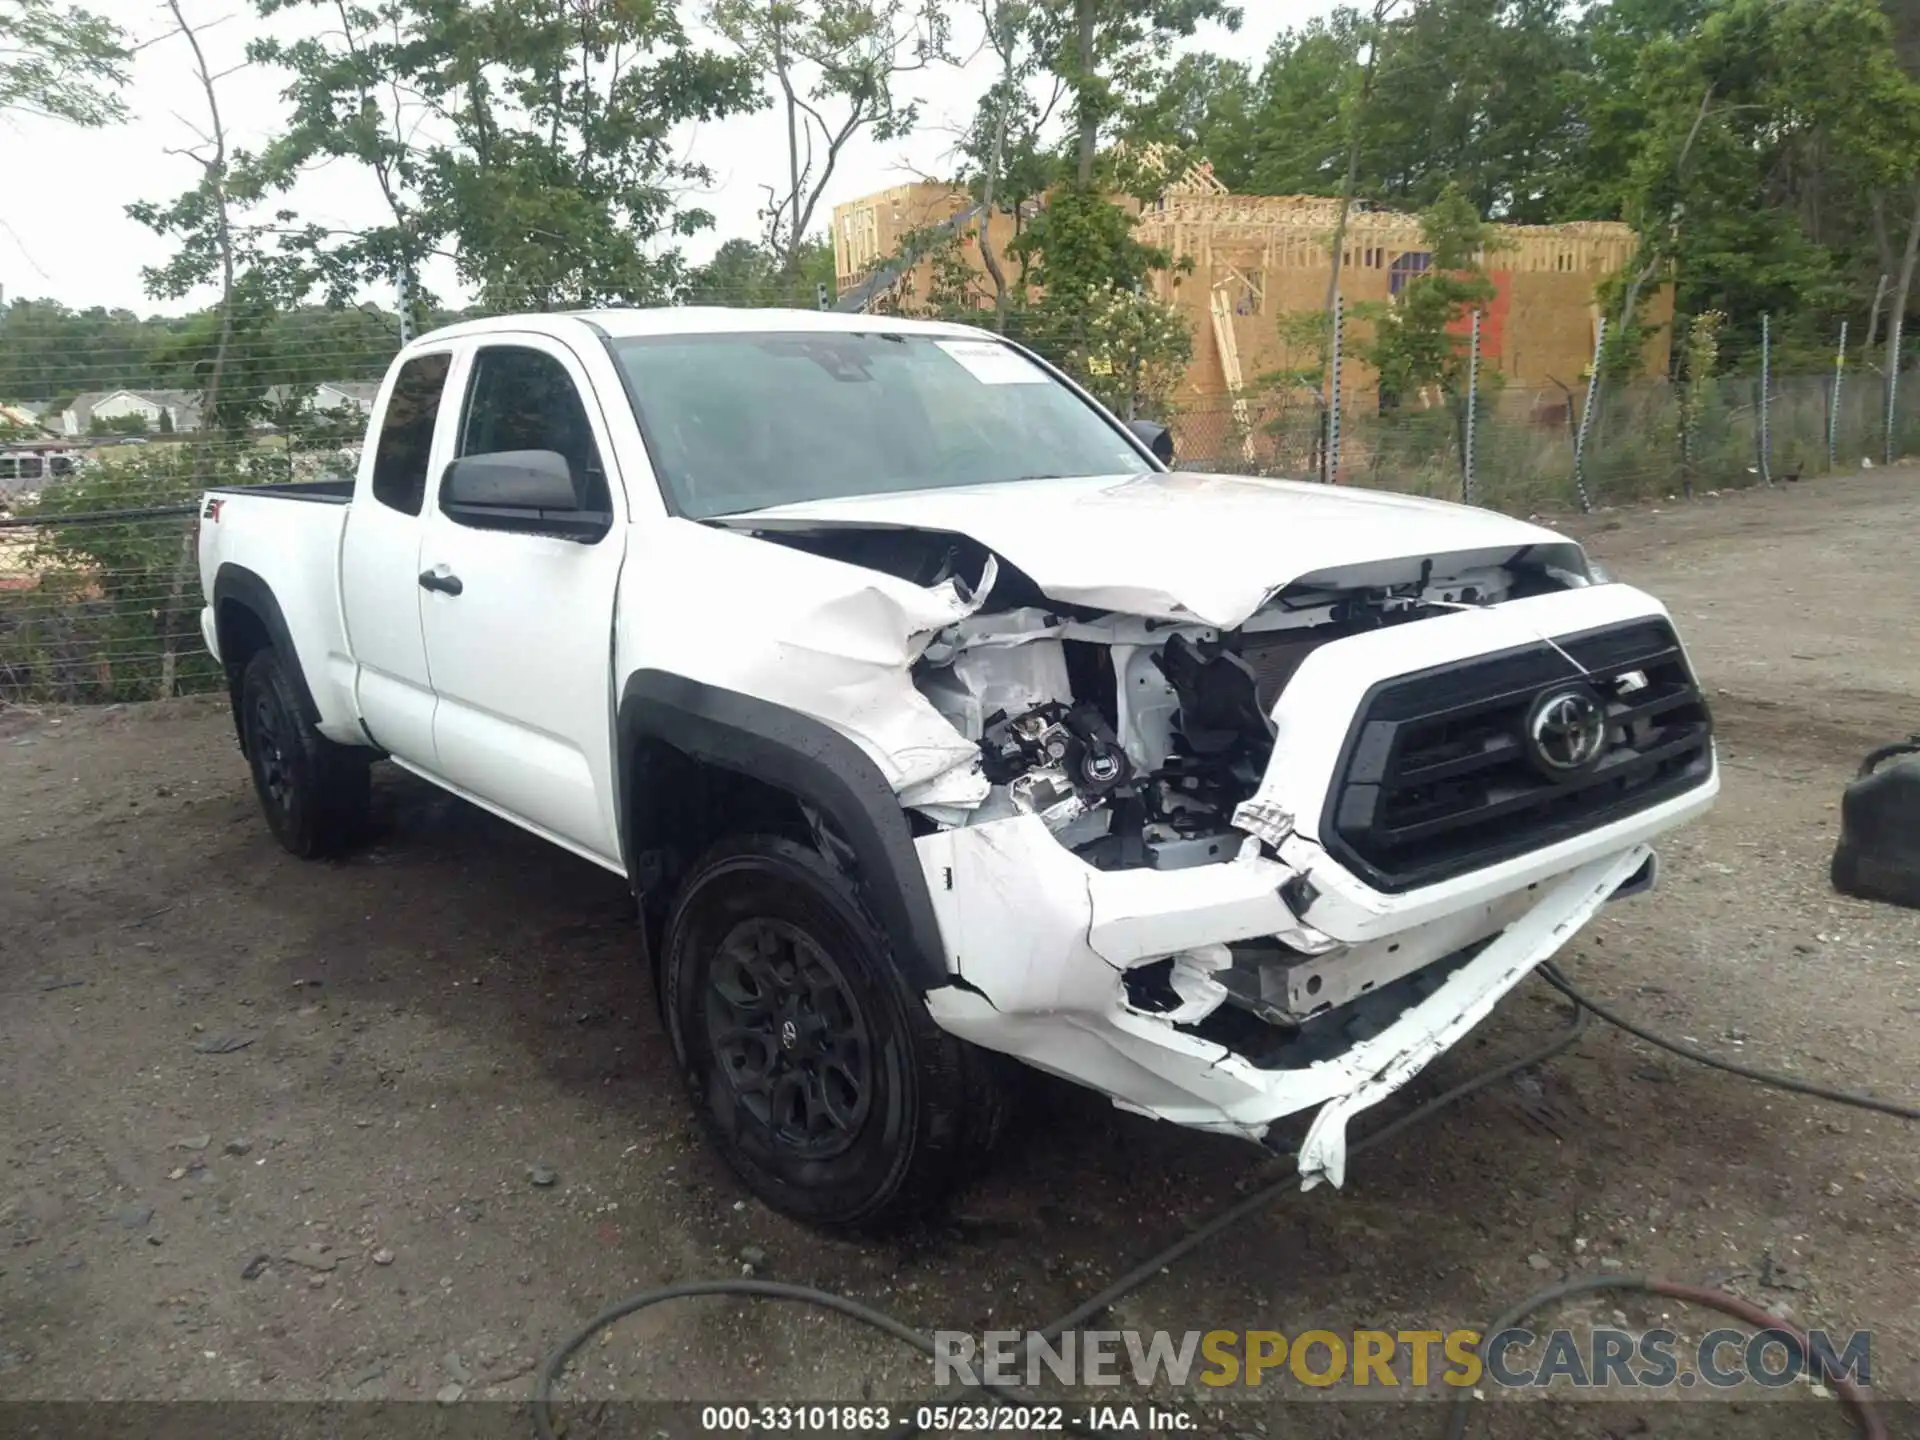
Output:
top-left (413, 306), bottom-right (992, 347)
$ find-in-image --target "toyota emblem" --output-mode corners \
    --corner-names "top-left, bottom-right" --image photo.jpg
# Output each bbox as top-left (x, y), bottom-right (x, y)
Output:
top-left (779, 1018), bottom-right (799, 1051)
top-left (1525, 686), bottom-right (1607, 777)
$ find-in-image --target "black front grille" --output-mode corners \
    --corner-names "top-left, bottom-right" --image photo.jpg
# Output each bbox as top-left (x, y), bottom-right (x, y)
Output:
top-left (1323, 618), bottom-right (1713, 893)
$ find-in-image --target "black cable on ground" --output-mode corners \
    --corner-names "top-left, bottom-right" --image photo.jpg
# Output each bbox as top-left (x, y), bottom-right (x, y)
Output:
top-left (534, 971), bottom-right (1917, 1440)
top-left (535, 1000), bottom-right (1591, 1439)
top-left (1540, 962), bottom-right (1920, 1121)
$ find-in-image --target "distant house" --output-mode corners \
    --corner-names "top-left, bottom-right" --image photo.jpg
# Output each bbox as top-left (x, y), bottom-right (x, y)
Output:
top-left (60, 389), bottom-right (202, 436)
top-left (258, 381), bottom-right (381, 426)
top-left (313, 380), bottom-right (380, 416)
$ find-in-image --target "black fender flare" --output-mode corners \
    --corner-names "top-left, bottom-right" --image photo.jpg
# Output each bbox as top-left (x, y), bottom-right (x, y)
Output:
top-left (617, 670), bottom-right (951, 993)
top-left (211, 564), bottom-right (322, 744)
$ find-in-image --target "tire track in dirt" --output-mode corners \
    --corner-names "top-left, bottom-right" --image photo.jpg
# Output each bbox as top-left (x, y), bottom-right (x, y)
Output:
top-left (1707, 685), bottom-right (1913, 763)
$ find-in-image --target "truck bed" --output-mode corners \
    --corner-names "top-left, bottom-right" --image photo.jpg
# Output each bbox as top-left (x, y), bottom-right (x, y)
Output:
top-left (197, 481), bottom-right (360, 745)
top-left (206, 478), bottom-right (354, 503)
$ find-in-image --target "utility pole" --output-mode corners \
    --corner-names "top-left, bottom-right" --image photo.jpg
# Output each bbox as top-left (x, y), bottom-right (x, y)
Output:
top-left (1828, 319), bottom-right (1847, 472)
top-left (1888, 311), bottom-right (1905, 466)
top-left (1463, 307), bottom-right (1480, 504)
top-left (1571, 317), bottom-right (1605, 513)
top-left (1757, 312), bottom-right (1772, 484)
top-left (1325, 294), bottom-right (1344, 484)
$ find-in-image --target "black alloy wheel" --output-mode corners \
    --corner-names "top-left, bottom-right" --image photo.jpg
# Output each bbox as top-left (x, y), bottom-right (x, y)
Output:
top-left (238, 647), bottom-right (370, 859)
top-left (661, 834), bottom-right (1011, 1230)
top-left (703, 916), bottom-right (873, 1159)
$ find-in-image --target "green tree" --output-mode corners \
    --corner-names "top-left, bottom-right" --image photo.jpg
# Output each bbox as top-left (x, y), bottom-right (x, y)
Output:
top-left (21, 446), bottom-right (226, 700)
top-left (125, 0), bottom-right (317, 445)
top-left (1238, 15), bottom-right (1357, 195)
top-left (0, 0), bottom-right (128, 125)
top-left (0, 301), bottom-right (163, 401)
top-left (1006, 184), bottom-right (1165, 301)
top-left (119, 0), bottom-right (264, 702)
top-left (977, 0), bottom-right (1224, 379)
top-left (433, 0), bottom-right (762, 308)
top-left (960, 68), bottom-right (1063, 254)
top-left (1355, 184), bottom-right (1500, 409)
top-left (1025, 0), bottom-right (1241, 188)
top-left (954, 0), bottom-right (1063, 324)
top-left (1675, 307), bottom-right (1723, 482)
top-left (1004, 183), bottom-right (1184, 382)
top-left (252, 0), bottom-right (761, 310)
top-left (1361, 0), bottom-right (1585, 221)
top-left (864, 221), bottom-right (985, 317)
top-left (1603, 0), bottom-right (1920, 369)
top-left (144, 278), bottom-right (343, 438)
top-left (682, 235), bottom-right (836, 306)
top-left (709, 0), bottom-right (949, 277)
top-left (1118, 53), bottom-right (1258, 188)
top-left (1075, 281), bottom-right (1191, 419)
top-left (247, 1), bottom-right (441, 316)
top-left (1134, 0), bottom-right (1920, 374)
top-left (0, 302), bottom-right (401, 405)
top-left (87, 412), bottom-right (151, 436)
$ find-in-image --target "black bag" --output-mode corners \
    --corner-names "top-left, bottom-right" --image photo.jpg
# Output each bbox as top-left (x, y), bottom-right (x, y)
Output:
top-left (1831, 736), bottom-right (1920, 909)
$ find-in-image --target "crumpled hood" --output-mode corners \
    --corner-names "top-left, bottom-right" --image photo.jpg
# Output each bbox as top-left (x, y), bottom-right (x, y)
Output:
top-left (722, 471), bottom-right (1579, 627)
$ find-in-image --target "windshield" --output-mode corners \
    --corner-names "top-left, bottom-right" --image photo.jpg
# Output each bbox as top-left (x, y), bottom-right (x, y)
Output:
top-left (610, 331), bottom-right (1150, 518)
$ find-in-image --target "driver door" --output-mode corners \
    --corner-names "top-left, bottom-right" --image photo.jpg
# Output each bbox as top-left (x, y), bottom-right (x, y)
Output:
top-left (415, 336), bottom-right (629, 867)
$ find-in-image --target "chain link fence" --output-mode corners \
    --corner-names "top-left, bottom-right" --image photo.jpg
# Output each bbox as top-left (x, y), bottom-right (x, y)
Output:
top-left (2, 312), bottom-right (1916, 705)
top-left (1171, 368), bottom-right (1920, 510)
top-left (1, 324), bottom-right (373, 705)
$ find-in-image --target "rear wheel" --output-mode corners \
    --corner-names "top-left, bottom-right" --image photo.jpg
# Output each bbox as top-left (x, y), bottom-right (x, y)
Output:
top-left (240, 648), bottom-right (369, 859)
top-left (662, 834), bottom-right (1007, 1231)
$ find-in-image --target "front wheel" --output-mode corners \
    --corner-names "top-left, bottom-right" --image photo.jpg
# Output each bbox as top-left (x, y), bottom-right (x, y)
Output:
top-left (662, 835), bottom-right (1008, 1231)
top-left (239, 648), bottom-right (370, 859)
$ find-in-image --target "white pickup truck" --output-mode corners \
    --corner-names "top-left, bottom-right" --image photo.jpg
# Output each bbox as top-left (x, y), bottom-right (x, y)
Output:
top-left (197, 309), bottom-right (1716, 1228)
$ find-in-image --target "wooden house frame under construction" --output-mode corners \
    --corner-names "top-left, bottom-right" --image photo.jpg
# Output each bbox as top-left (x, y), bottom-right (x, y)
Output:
top-left (831, 155), bottom-right (1670, 428)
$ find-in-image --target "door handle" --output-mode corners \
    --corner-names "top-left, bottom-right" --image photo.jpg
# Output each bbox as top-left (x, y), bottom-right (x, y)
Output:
top-left (418, 568), bottom-right (464, 596)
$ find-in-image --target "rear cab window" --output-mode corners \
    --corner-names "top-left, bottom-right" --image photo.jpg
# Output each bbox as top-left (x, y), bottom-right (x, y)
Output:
top-left (370, 353), bottom-right (452, 515)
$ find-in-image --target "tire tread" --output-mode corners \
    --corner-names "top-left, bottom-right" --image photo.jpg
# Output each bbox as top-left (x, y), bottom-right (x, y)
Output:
top-left (241, 649), bottom-right (370, 859)
top-left (663, 833), bottom-right (1007, 1231)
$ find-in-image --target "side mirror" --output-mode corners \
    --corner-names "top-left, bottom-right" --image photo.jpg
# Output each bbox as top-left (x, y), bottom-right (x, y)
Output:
top-left (440, 449), bottom-right (610, 541)
top-left (1127, 418), bottom-right (1175, 466)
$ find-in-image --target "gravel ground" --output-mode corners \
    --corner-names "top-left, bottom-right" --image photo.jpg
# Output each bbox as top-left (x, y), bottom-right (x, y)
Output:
top-left (2, 469), bottom-right (1917, 1437)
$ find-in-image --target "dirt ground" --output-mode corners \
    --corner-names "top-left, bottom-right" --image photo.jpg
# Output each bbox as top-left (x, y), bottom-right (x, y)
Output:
top-left (3, 469), bottom-right (1918, 1436)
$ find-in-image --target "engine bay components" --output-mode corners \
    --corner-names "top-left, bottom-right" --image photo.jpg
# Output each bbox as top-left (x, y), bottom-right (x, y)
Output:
top-left (910, 554), bottom-right (1542, 872)
top-left (983, 703), bottom-right (1132, 793)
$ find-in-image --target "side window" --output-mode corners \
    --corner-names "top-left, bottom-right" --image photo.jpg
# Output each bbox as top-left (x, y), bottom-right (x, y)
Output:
top-left (370, 352), bottom-right (452, 516)
top-left (456, 346), bottom-right (610, 514)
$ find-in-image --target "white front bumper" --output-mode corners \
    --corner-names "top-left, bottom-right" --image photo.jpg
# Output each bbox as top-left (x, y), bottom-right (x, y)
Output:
top-left (911, 583), bottom-right (1717, 1189)
top-left (916, 791), bottom-right (1706, 1185)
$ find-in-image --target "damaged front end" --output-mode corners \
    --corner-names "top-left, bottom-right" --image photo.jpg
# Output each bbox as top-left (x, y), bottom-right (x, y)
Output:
top-left (904, 547), bottom-right (1560, 873)
top-left (710, 512), bottom-right (1714, 1189)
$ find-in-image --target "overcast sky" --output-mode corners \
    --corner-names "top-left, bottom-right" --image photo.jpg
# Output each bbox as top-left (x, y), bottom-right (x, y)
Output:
top-left (1, 0), bottom-right (1316, 316)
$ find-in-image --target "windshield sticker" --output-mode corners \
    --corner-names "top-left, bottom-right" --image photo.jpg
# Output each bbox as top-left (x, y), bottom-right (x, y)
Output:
top-left (935, 339), bottom-right (1050, 385)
